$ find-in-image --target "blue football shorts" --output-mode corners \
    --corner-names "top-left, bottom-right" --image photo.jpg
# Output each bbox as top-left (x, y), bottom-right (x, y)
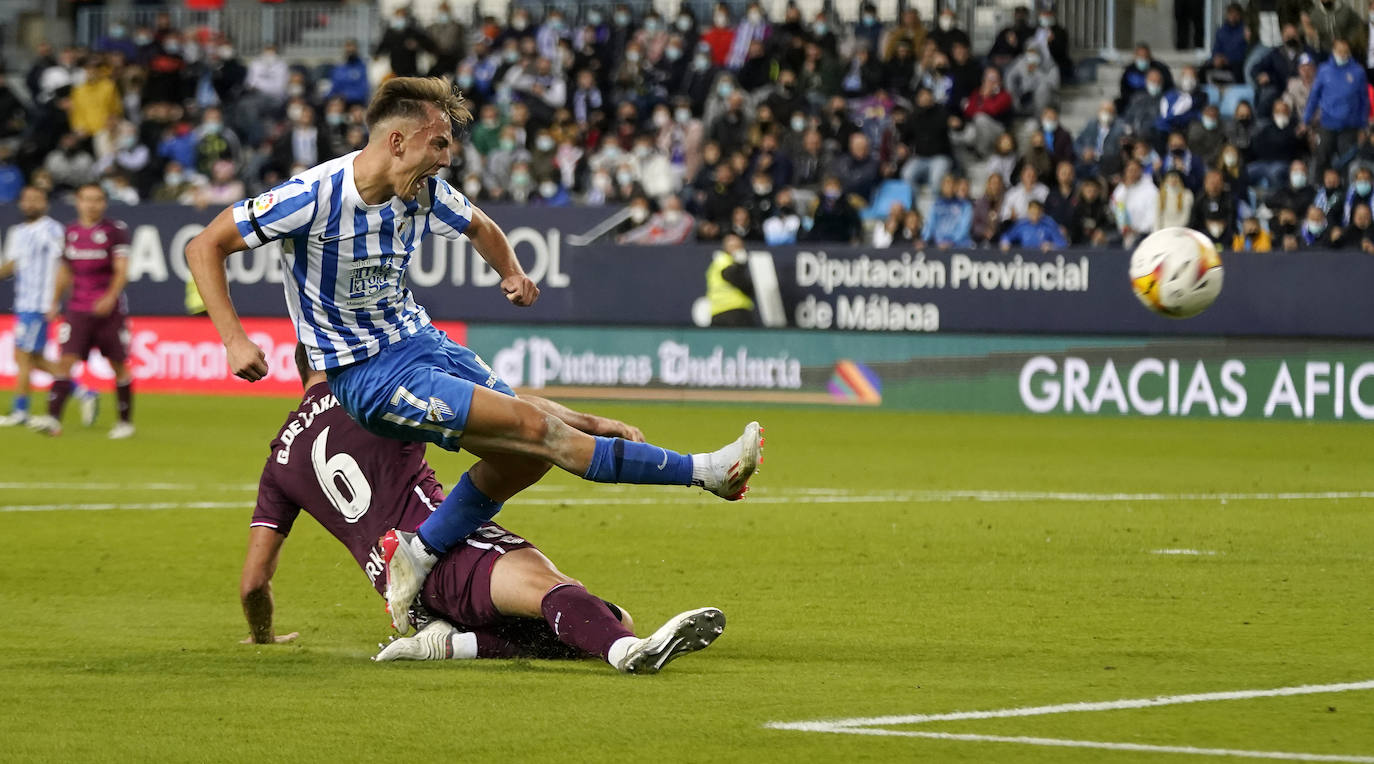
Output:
top-left (327, 324), bottom-right (515, 452)
top-left (13, 313), bottom-right (49, 354)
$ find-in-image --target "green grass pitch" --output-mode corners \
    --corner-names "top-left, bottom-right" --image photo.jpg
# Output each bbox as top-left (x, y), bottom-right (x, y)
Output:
top-left (1, 393), bottom-right (1371, 762)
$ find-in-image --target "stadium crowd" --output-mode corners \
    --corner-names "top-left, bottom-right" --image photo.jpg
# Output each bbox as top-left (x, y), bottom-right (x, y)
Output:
top-left (4, 1), bottom-right (1374, 251)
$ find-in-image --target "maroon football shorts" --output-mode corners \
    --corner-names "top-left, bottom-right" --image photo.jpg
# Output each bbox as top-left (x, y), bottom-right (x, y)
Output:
top-left (60, 311), bottom-right (129, 363)
top-left (419, 522), bottom-right (537, 629)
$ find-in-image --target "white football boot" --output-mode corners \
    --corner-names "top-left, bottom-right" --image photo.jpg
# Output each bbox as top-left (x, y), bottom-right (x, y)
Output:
top-left (108, 421), bottom-right (135, 440)
top-left (372, 619), bottom-right (471, 662)
top-left (615, 607), bottom-right (726, 674)
top-left (27, 415), bottom-right (61, 436)
top-left (0, 411), bottom-right (28, 427)
top-left (693, 422), bottom-right (763, 500)
top-left (379, 529), bottom-right (438, 635)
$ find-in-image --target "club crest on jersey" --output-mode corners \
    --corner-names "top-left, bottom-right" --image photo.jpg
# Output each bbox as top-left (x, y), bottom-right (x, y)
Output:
top-left (252, 192), bottom-right (276, 215)
top-left (425, 397), bottom-right (453, 423)
top-left (91, 230), bottom-right (107, 244)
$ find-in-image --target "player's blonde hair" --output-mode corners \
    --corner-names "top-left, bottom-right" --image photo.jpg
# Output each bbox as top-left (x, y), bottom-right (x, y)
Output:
top-left (365, 77), bottom-right (473, 131)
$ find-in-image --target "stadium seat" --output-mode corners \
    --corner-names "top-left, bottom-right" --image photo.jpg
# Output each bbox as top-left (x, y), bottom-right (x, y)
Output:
top-left (861, 180), bottom-right (913, 222)
top-left (1217, 84), bottom-right (1254, 119)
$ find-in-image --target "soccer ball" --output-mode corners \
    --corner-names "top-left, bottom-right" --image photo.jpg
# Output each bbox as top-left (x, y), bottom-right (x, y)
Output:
top-left (1128, 227), bottom-right (1224, 318)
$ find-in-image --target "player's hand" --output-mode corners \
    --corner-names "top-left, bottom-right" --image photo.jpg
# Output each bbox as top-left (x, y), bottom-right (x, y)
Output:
top-left (227, 336), bottom-right (269, 382)
top-left (240, 631), bottom-right (299, 645)
top-left (92, 295), bottom-right (116, 317)
top-left (598, 417), bottom-right (645, 442)
top-left (501, 274), bottom-right (540, 307)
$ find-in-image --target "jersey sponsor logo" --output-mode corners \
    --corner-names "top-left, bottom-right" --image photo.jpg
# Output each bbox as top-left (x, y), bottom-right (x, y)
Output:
top-left (346, 264), bottom-right (394, 301)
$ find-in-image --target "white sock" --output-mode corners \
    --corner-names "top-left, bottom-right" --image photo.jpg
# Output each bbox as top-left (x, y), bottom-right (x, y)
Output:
top-left (606, 635), bottom-right (639, 667)
top-left (689, 453), bottom-right (712, 487)
top-left (450, 631), bottom-right (478, 660)
top-left (409, 534), bottom-right (438, 565)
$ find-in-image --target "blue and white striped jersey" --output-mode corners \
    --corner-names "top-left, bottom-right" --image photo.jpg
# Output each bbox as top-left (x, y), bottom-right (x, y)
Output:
top-left (232, 150), bottom-right (474, 370)
top-left (4, 216), bottom-right (66, 314)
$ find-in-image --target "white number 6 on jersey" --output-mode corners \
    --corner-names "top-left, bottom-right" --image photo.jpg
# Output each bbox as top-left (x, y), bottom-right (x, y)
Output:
top-left (311, 426), bottom-right (372, 523)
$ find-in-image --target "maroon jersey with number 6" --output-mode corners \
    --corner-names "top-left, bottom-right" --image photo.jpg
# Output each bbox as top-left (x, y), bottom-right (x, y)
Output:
top-left (252, 382), bottom-right (441, 595)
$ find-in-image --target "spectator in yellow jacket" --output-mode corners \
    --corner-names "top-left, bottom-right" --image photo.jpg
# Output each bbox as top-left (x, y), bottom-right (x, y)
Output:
top-left (67, 61), bottom-right (122, 136)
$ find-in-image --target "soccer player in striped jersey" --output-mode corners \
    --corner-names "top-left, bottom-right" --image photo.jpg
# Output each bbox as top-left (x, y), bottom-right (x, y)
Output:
top-left (187, 77), bottom-right (762, 635)
top-left (0, 187), bottom-right (68, 426)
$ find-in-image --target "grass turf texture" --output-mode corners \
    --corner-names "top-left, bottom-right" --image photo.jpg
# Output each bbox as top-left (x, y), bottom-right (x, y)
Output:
top-left (1, 393), bottom-right (1371, 762)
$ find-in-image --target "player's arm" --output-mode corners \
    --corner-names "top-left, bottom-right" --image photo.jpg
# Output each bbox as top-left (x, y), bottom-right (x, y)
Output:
top-left (466, 205), bottom-right (540, 307)
top-left (0, 260), bottom-right (13, 280)
top-left (47, 261), bottom-right (72, 321)
top-left (185, 206), bottom-right (267, 381)
top-left (518, 394), bottom-right (645, 442)
top-left (240, 525), bottom-right (299, 645)
top-left (91, 253), bottom-right (128, 317)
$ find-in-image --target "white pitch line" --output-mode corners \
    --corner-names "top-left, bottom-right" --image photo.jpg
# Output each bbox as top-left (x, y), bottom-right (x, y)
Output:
top-left (766, 680), bottom-right (1374, 762)
top-left (1151, 549), bottom-right (1219, 556)
top-left (0, 501), bottom-right (248, 513)
top-left (768, 679), bottom-right (1374, 729)
top-left (813, 730), bottom-right (1374, 763)
top-left (5, 489), bottom-right (1374, 513)
top-left (0, 481), bottom-right (258, 491)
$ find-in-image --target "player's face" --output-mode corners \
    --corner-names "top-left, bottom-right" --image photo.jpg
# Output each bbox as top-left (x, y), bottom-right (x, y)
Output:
top-left (17, 188), bottom-right (47, 220)
top-left (75, 187), bottom-right (107, 222)
top-left (395, 106), bottom-right (453, 200)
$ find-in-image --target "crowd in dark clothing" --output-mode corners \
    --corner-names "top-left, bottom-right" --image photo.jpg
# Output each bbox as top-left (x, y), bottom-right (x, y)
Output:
top-left (3, 0), bottom-right (1374, 252)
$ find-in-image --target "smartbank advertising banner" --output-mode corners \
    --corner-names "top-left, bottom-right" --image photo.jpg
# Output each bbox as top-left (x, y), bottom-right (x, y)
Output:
top-left (5, 315), bottom-right (1373, 420)
top-left (465, 325), bottom-right (1374, 421)
top-left (6, 203), bottom-right (1374, 338)
top-left (0, 315), bottom-right (466, 397)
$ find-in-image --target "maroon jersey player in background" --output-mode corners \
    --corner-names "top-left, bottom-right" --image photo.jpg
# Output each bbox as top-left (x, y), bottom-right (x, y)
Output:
top-left (30, 184), bottom-right (136, 439)
top-left (241, 346), bottom-right (726, 673)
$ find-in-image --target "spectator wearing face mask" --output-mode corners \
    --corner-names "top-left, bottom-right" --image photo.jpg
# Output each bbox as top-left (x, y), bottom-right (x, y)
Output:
top-left (1343, 167), bottom-right (1374, 225)
top-left (1269, 159), bottom-right (1317, 228)
top-left (701, 5), bottom-right (738, 67)
top-left (1248, 101), bottom-right (1304, 189)
top-left (1162, 132), bottom-right (1206, 191)
top-left (1076, 101), bottom-right (1129, 168)
top-left (1300, 204), bottom-right (1340, 247)
top-left (1032, 9), bottom-right (1073, 82)
top-left (1214, 143), bottom-right (1248, 201)
top-left (1005, 47), bottom-right (1059, 116)
top-left (762, 187), bottom-right (803, 244)
top-left (1187, 105), bottom-right (1227, 165)
top-left (1190, 170), bottom-right (1236, 234)
top-left (328, 40), bottom-right (370, 106)
top-left (1231, 216), bottom-right (1273, 252)
top-left (1251, 24), bottom-right (1315, 118)
top-left (1123, 68), bottom-right (1167, 140)
top-left (151, 160), bottom-right (197, 203)
top-left (1155, 66), bottom-right (1207, 139)
top-left (617, 195), bottom-right (695, 244)
top-left (1284, 53), bottom-right (1317, 119)
top-left (1305, 39), bottom-right (1369, 176)
top-left (375, 9), bottom-right (431, 78)
top-left (928, 9), bottom-right (970, 57)
top-left (727, 3), bottom-right (770, 71)
top-left (1117, 42), bottom-right (1175, 114)
top-left (806, 176), bottom-right (862, 243)
top-left (828, 133), bottom-right (880, 201)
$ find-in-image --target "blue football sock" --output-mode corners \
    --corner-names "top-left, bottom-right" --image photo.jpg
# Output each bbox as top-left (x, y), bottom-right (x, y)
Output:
top-left (583, 436), bottom-right (693, 486)
top-left (13, 395), bottom-right (28, 415)
top-left (416, 472), bottom-right (503, 555)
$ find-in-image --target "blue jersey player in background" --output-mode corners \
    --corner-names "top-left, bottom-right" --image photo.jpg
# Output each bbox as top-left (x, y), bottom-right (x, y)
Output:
top-left (187, 77), bottom-right (762, 637)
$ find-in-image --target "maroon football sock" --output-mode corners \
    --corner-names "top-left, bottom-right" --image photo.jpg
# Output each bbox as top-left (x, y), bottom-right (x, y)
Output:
top-left (116, 380), bottom-right (133, 423)
top-left (473, 631), bottom-right (526, 659)
top-left (540, 584), bottom-right (634, 660)
top-left (48, 379), bottom-right (74, 419)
